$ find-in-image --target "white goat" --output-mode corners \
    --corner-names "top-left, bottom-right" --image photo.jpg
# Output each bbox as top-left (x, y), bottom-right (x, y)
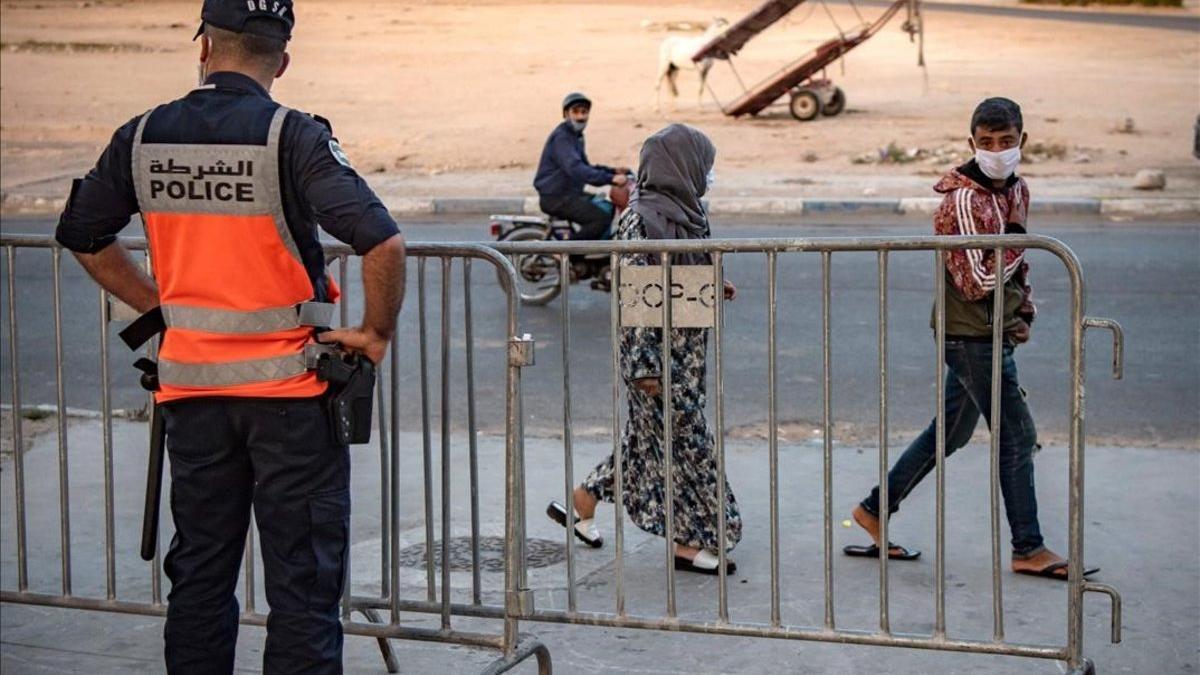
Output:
top-left (655, 18), bottom-right (729, 112)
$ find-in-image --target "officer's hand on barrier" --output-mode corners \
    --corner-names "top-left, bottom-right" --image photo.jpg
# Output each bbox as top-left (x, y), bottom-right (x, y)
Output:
top-left (317, 326), bottom-right (388, 366)
top-left (723, 280), bottom-right (737, 300)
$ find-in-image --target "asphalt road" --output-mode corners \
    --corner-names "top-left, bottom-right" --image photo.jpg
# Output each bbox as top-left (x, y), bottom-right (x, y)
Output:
top-left (2, 214), bottom-right (1197, 448)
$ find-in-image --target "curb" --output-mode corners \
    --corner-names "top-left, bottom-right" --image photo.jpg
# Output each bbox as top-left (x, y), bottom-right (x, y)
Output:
top-left (1, 403), bottom-right (144, 421)
top-left (1100, 199), bottom-right (1200, 217)
top-left (1, 194), bottom-right (68, 214)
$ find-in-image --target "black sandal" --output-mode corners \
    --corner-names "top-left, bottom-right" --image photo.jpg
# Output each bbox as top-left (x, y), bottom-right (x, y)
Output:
top-left (843, 542), bottom-right (922, 561)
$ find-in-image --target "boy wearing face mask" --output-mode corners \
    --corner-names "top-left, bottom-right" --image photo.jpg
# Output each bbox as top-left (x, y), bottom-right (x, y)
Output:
top-left (845, 97), bottom-right (1099, 581)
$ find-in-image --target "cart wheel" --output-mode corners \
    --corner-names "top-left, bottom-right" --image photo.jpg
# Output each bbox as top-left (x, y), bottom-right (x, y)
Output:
top-left (822, 87), bottom-right (846, 117)
top-left (789, 89), bottom-right (822, 122)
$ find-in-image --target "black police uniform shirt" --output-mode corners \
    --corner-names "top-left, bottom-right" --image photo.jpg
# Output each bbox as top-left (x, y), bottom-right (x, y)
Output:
top-left (55, 71), bottom-right (400, 303)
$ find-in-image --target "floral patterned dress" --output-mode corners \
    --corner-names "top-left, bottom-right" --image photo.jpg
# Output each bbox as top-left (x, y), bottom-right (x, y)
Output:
top-left (582, 211), bottom-right (742, 553)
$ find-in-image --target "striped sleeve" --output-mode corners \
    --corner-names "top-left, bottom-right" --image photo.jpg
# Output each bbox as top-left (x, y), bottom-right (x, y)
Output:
top-left (938, 188), bottom-right (1025, 301)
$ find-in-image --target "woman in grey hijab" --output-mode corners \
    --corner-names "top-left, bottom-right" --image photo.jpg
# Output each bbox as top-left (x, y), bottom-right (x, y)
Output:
top-left (547, 124), bottom-right (742, 574)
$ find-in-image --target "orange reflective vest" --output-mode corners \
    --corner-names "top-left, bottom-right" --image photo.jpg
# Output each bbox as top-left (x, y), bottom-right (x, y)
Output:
top-left (132, 106), bottom-right (335, 403)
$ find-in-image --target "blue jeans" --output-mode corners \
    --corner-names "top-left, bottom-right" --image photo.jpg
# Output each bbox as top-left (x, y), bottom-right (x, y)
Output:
top-left (860, 341), bottom-right (1044, 555)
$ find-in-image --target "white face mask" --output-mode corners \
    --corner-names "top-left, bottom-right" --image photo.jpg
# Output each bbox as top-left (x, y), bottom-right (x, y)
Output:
top-left (974, 145), bottom-right (1021, 180)
top-left (705, 167), bottom-right (715, 193)
top-left (569, 119), bottom-right (588, 133)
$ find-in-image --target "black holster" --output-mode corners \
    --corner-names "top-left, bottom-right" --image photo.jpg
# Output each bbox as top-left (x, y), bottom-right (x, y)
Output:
top-left (314, 351), bottom-right (376, 445)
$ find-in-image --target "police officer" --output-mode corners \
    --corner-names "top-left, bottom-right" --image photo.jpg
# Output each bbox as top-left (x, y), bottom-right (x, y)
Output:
top-left (54, 1), bottom-right (405, 672)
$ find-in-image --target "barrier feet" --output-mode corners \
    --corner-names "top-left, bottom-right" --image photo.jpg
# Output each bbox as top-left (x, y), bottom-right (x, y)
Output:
top-left (1066, 658), bottom-right (1096, 675)
top-left (481, 635), bottom-right (552, 675)
top-left (356, 607), bottom-right (400, 674)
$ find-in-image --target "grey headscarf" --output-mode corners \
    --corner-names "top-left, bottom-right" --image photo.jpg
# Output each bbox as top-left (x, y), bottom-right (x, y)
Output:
top-left (628, 124), bottom-right (715, 264)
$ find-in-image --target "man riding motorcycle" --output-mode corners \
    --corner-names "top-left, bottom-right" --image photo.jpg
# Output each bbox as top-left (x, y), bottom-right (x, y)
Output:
top-left (534, 92), bottom-right (631, 241)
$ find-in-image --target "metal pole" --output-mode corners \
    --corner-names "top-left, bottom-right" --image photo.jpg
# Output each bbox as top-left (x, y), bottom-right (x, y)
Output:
top-left (502, 255), bottom-right (523, 655)
top-left (51, 248), bottom-right (72, 596)
top-left (876, 251), bottom-right (889, 634)
top-left (560, 255), bottom-right (577, 613)
top-left (100, 288), bottom-right (116, 600)
top-left (6, 246), bottom-right (28, 592)
top-left (339, 254), bottom-right (350, 327)
top-left (610, 253), bottom-right (626, 618)
top-left (418, 258), bottom-right (436, 602)
top-left (714, 252), bottom-right (729, 622)
top-left (726, 59), bottom-right (749, 92)
top-left (440, 257), bottom-right (453, 630)
top-left (152, 521), bottom-right (163, 606)
top-left (389, 330), bottom-right (401, 625)
top-left (821, 251), bottom-right (834, 631)
top-left (703, 80), bottom-right (728, 114)
top-left (377, 351), bottom-right (390, 599)
top-left (661, 254), bottom-right (677, 618)
top-left (515, 323), bottom-right (530, 604)
top-left (767, 251), bottom-right (780, 628)
top-left (934, 252), bottom-right (947, 638)
top-left (989, 246), bottom-right (1006, 642)
top-left (464, 260), bottom-right (482, 606)
top-left (1066, 246), bottom-right (1088, 668)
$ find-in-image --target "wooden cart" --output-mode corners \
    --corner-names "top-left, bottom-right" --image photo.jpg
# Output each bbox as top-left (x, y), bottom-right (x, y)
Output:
top-left (692, 0), bottom-right (922, 121)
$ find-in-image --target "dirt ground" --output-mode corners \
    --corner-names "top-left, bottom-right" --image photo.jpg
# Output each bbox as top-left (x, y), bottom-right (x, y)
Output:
top-left (1, 0), bottom-right (1197, 197)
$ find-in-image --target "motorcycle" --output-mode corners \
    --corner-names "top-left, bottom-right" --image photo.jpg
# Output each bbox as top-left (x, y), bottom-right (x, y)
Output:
top-left (489, 180), bottom-right (631, 306)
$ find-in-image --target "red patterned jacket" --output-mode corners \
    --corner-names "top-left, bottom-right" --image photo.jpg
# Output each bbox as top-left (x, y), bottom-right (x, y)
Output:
top-left (933, 162), bottom-right (1036, 339)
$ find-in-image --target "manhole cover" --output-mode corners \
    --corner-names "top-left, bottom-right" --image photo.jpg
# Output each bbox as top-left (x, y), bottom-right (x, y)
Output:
top-left (396, 536), bottom-right (566, 572)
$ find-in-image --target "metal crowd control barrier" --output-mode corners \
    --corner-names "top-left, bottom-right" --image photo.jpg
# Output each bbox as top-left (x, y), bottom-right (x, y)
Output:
top-left (491, 233), bottom-right (1124, 675)
top-left (0, 234), bottom-right (549, 674)
top-left (2, 232), bottom-right (1126, 674)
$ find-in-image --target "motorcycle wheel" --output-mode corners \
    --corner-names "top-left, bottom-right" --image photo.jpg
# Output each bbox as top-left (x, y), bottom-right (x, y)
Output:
top-left (496, 226), bottom-right (563, 306)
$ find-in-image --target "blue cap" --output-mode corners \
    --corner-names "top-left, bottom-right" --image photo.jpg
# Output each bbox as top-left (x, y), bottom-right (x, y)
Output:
top-left (561, 92), bottom-right (592, 111)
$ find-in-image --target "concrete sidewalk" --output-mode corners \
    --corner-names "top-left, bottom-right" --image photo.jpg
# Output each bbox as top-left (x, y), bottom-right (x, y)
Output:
top-left (2, 416), bottom-right (1197, 674)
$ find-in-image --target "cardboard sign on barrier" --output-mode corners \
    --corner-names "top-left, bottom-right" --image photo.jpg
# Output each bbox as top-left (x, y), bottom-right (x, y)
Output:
top-left (618, 265), bottom-right (717, 328)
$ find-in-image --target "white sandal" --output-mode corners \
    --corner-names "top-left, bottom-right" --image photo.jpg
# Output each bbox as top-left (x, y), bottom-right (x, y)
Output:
top-left (674, 549), bottom-right (737, 575)
top-left (546, 501), bottom-right (603, 548)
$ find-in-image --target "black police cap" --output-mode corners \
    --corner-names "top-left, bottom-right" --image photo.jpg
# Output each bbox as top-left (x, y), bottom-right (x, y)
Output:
top-left (193, 0), bottom-right (295, 42)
